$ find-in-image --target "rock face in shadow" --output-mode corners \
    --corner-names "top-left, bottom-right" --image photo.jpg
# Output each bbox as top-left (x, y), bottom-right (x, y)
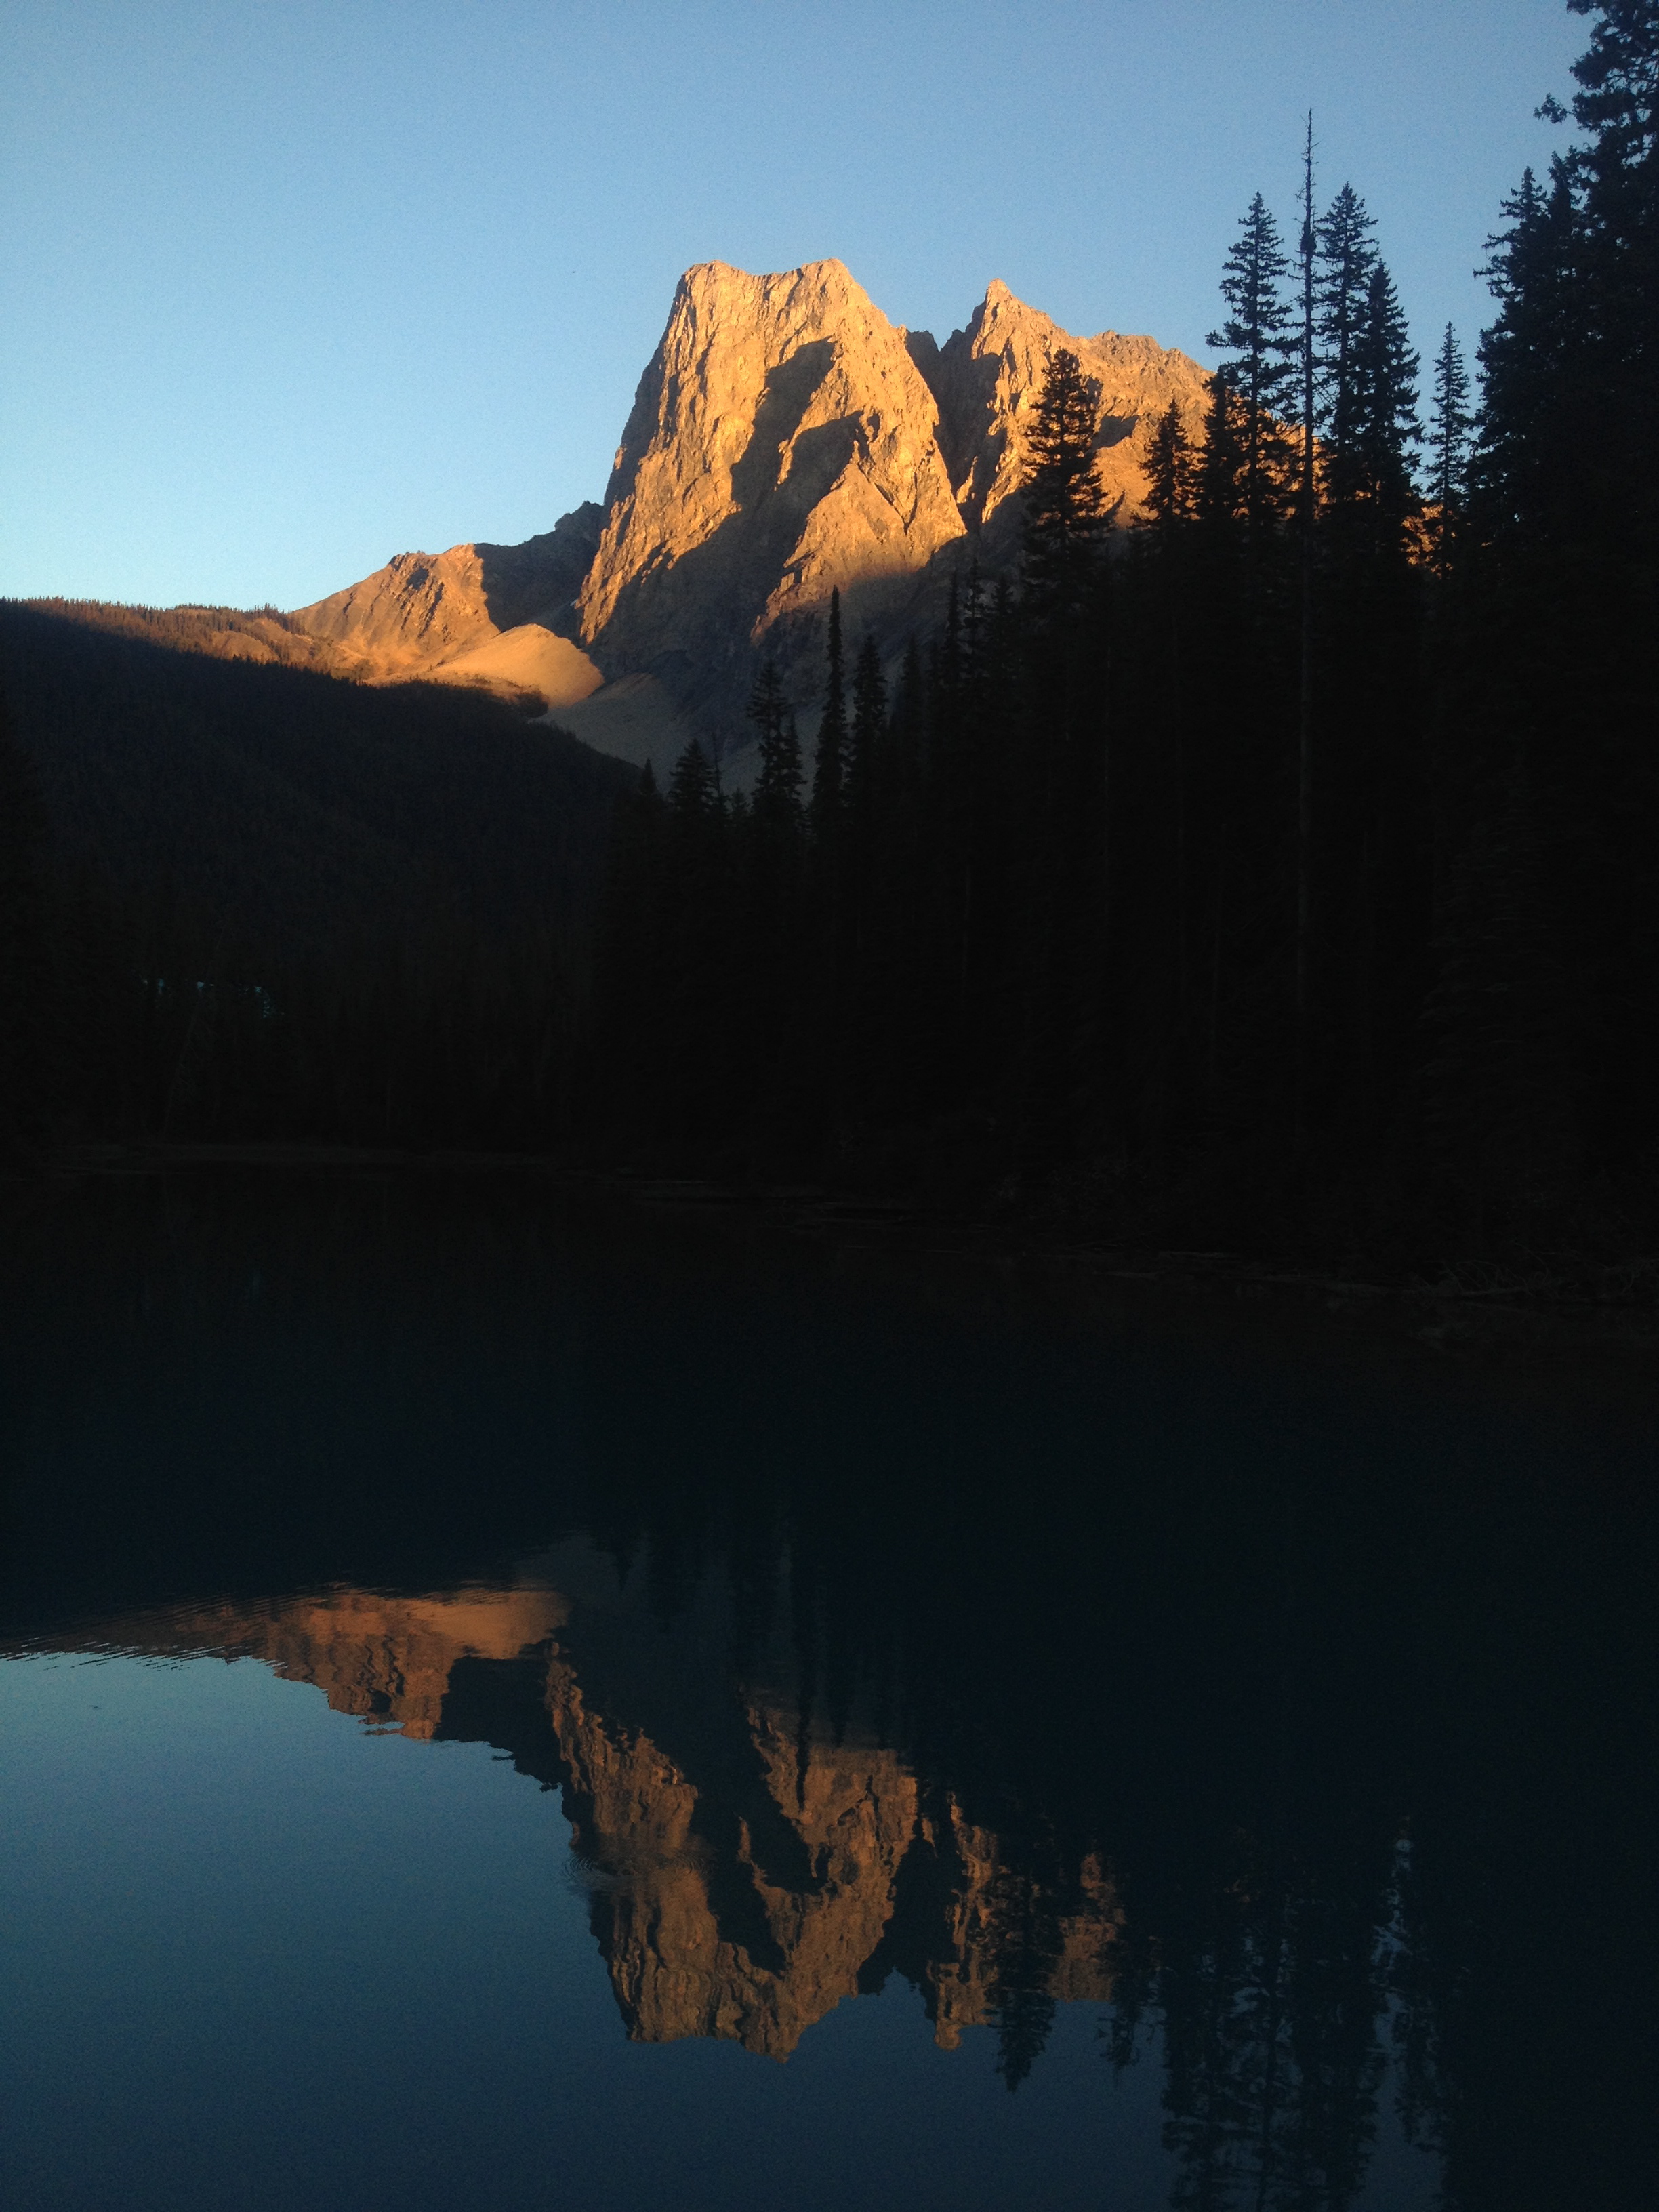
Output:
top-left (62, 1553), bottom-right (1119, 2062)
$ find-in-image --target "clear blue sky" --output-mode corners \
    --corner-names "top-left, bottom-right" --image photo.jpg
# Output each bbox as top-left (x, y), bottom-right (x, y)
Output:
top-left (1, 0), bottom-right (1584, 610)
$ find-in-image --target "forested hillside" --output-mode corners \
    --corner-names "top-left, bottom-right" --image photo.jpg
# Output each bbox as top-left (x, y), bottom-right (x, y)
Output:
top-left (0, 605), bottom-right (632, 1149)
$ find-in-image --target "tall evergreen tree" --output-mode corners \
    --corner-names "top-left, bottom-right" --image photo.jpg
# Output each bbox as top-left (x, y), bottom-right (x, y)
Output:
top-left (1021, 348), bottom-right (1109, 602)
top-left (1351, 262), bottom-right (1422, 549)
top-left (747, 661), bottom-right (804, 830)
top-left (1208, 192), bottom-right (1298, 547)
top-left (1294, 121), bottom-right (1319, 1136)
top-left (1143, 400), bottom-right (1199, 539)
top-left (1427, 323), bottom-right (1473, 567)
top-left (810, 586), bottom-right (848, 838)
top-left (1315, 184), bottom-right (1380, 503)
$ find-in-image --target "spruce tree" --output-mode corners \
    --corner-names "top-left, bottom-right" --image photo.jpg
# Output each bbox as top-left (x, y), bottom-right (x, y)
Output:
top-left (1294, 120), bottom-right (1319, 1138)
top-left (747, 660), bottom-right (803, 830)
top-left (1021, 348), bottom-right (1109, 602)
top-left (1141, 401), bottom-right (1198, 541)
top-left (1349, 262), bottom-right (1422, 552)
top-left (1427, 323), bottom-right (1473, 568)
top-left (810, 586), bottom-right (848, 838)
top-left (1207, 192), bottom-right (1298, 547)
top-left (1315, 183), bottom-right (1380, 504)
top-left (668, 738), bottom-right (719, 820)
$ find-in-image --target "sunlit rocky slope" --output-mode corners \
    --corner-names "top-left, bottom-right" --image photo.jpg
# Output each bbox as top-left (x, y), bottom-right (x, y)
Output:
top-left (38, 260), bottom-right (1206, 775)
top-left (67, 1546), bottom-right (1120, 2061)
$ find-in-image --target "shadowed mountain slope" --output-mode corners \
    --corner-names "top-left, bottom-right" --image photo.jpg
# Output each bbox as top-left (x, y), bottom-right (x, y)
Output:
top-left (0, 600), bottom-right (633, 960)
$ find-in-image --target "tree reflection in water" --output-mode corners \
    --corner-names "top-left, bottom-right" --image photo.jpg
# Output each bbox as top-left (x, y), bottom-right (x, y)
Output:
top-left (1, 1172), bottom-right (1652, 2210)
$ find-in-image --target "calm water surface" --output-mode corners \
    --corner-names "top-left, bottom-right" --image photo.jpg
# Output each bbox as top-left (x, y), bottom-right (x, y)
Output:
top-left (1, 1174), bottom-right (1653, 2211)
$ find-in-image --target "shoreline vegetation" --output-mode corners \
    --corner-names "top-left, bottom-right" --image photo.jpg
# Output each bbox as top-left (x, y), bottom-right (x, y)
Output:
top-left (3, 3), bottom-right (1655, 1303)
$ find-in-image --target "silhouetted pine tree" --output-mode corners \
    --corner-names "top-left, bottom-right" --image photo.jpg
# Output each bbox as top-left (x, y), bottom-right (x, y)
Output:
top-left (1315, 184), bottom-right (1380, 506)
top-left (1426, 323), bottom-right (1473, 571)
top-left (1021, 348), bottom-right (1110, 608)
top-left (1208, 192), bottom-right (1298, 554)
top-left (748, 661), bottom-right (804, 831)
top-left (1350, 263), bottom-right (1422, 551)
top-left (809, 588), bottom-right (847, 840)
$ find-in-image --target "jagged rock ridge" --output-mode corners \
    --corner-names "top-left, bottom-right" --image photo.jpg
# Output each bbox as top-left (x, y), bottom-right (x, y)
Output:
top-left (571, 260), bottom-right (968, 729)
top-left (41, 262), bottom-right (1208, 773)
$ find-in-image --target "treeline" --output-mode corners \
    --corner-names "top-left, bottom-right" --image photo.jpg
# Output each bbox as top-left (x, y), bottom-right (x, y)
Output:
top-left (587, 1), bottom-right (1658, 1256)
top-left (0, 607), bottom-right (632, 1153)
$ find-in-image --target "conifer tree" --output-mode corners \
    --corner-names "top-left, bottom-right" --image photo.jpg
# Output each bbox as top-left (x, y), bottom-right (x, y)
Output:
top-left (1142, 401), bottom-right (1198, 540)
top-left (747, 660), bottom-right (803, 829)
top-left (1315, 184), bottom-right (1380, 503)
top-left (1196, 373), bottom-right (1248, 535)
top-left (668, 738), bottom-right (719, 820)
top-left (1427, 323), bottom-right (1473, 567)
top-left (810, 586), bottom-right (848, 838)
top-left (1294, 121), bottom-right (1319, 1134)
top-left (1207, 192), bottom-right (1298, 546)
top-left (1021, 348), bottom-right (1109, 602)
top-left (1475, 165), bottom-right (1576, 539)
top-left (1351, 262), bottom-right (1422, 548)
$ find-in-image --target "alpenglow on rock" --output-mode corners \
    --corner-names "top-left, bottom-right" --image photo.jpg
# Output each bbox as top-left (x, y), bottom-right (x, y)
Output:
top-left (573, 260), bottom-right (969, 723)
top-left (53, 261), bottom-right (1208, 774)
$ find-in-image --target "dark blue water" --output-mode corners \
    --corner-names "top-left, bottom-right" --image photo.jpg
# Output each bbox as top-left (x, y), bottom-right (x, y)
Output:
top-left (1, 1172), bottom-right (1653, 2211)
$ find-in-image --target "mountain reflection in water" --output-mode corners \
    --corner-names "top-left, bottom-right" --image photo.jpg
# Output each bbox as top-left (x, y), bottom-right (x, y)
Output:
top-left (61, 1561), bottom-right (1121, 2064)
top-left (1, 1172), bottom-right (1654, 2212)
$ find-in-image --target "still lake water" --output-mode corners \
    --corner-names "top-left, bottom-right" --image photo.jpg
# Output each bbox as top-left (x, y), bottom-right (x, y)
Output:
top-left (1, 1172), bottom-right (1653, 2212)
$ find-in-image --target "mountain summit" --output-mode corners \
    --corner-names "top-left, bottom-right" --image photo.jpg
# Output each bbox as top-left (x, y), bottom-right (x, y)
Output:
top-left (573, 260), bottom-right (968, 724)
top-left (49, 262), bottom-right (1208, 771)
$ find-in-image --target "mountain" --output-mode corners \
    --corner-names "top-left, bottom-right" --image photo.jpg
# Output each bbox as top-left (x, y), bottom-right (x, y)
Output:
top-left (569, 259), bottom-right (970, 737)
top-left (18, 261), bottom-right (1207, 775)
top-left (287, 505), bottom-right (607, 710)
top-left (920, 276), bottom-right (1216, 550)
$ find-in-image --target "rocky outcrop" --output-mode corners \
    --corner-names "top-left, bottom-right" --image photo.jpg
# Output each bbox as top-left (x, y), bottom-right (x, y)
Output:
top-left (45, 262), bottom-right (1209, 760)
top-left (917, 279), bottom-right (1210, 553)
top-left (287, 505), bottom-right (606, 708)
top-left (572, 260), bottom-right (966, 724)
top-left (546, 260), bottom-right (1207, 745)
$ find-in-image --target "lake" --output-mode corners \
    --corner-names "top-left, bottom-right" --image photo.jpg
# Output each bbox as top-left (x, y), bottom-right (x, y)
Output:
top-left (1, 1170), bottom-right (1653, 2211)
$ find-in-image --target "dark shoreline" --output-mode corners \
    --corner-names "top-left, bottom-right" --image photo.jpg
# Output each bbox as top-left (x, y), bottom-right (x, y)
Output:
top-left (9, 1139), bottom-right (1659, 1385)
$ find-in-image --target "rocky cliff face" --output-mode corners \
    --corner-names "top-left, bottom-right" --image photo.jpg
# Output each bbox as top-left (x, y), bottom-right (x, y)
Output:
top-left (54, 262), bottom-right (1207, 768)
top-left (249, 261), bottom-right (1207, 762)
top-left (918, 278), bottom-right (1211, 550)
top-left (572, 260), bottom-right (968, 725)
top-left (68, 1558), bottom-right (1120, 2062)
